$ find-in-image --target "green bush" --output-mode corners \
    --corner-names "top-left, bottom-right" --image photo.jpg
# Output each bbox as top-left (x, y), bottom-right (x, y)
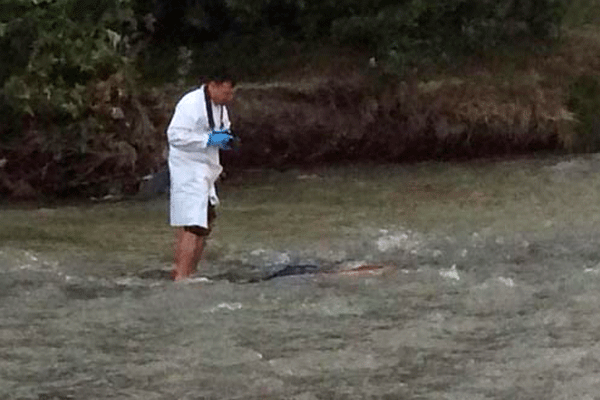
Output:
top-left (329, 0), bottom-right (568, 65)
top-left (567, 75), bottom-right (600, 152)
top-left (144, 0), bottom-right (569, 80)
top-left (563, 0), bottom-right (600, 27)
top-left (0, 0), bottom-right (161, 197)
top-left (0, 0), bottom-right (136, 128)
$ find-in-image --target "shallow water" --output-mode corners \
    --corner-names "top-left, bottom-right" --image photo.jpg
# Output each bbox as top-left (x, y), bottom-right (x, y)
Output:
top-left (4, 156), bottom-right (600, 399)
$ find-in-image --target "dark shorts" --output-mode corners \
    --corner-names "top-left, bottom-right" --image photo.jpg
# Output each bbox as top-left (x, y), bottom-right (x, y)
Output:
top-left (183, 204), bottom-right (217, 237)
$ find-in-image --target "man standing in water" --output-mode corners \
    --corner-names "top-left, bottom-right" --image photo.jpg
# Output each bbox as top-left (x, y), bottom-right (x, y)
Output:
top-left (167, 73), bottom-right (236, 281)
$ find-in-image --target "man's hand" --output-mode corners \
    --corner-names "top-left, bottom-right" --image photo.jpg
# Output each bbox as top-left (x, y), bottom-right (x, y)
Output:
top-left (207, 129), bottom-right (234, 150)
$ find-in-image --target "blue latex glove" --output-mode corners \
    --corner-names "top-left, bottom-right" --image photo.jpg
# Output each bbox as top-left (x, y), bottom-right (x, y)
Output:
top-left (207, 129), bottom-right (233, 150)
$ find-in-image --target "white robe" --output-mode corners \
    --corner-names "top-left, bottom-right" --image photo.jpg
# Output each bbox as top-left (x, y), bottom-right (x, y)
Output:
top-left (167, 86), bottom-right (230, 227)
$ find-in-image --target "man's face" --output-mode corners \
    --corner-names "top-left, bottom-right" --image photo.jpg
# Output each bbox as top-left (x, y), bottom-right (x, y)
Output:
top-left (208, 81), bottom-right (234, 105)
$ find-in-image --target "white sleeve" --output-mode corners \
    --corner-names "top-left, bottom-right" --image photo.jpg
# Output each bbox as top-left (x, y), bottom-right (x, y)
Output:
top-left (168, 126), bottom-right (209, 152)
top-left (223, 106), bottom-right (231, 130)
top-left (167, 92), bottom-right (210, 152)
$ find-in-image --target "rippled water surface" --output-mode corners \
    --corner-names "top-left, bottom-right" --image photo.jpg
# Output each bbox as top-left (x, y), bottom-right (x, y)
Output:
top-left (4, 157), bottom-right (600, 399)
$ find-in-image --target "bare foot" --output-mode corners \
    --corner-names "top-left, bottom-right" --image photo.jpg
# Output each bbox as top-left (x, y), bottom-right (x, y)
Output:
top-left (173, 274), bottom-right (211, 283)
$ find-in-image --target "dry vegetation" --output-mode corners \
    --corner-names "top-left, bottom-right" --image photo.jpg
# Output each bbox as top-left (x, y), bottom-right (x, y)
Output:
top-left (0, 75), bottom-right (180, 199)
top-left (226, 27), bottom-right (600, 168)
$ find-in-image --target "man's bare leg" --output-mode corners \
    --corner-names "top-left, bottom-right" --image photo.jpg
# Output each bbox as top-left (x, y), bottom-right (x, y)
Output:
top-left (191, 235), bottom-right (206, 273)
top-left (173, 228), bottom-right (202, 281)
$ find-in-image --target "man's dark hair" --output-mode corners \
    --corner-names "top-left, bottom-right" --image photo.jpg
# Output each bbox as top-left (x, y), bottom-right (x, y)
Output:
top-left (201, 67), bottom-right (237, 86)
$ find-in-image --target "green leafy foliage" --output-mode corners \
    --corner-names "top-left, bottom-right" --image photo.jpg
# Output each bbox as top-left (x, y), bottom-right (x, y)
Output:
top-left (0, 0), bottom-right (575, 198)
top-left (0, 0), bottom-right (163, 198)
top-left (328, 0), bottom-right (568, 66)
top-left (0, 0), bottom-right (135, 125)
top-left (132, 0), bottom-right (569, 82)
top-left (0, 0), bottom-right (573, 121)
top-left (563, 0), bottom-right (600, 27)
top-left (567, 75), bottom-right (600, 152)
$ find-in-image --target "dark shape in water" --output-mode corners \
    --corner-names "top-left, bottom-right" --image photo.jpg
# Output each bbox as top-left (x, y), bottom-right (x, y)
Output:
top-left (136, 264), bottom-right (321, 283)
top-left (260, 264), bottom-right (320, 281)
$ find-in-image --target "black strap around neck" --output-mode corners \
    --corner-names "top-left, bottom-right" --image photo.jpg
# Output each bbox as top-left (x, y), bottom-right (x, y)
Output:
top-left (203, 85), bottom-right (224, 130)
top-left (203, 85), bottom-right (215, 130)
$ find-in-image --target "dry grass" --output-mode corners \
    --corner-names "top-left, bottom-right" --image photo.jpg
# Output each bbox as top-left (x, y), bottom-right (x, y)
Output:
top-left (416, 26), bottom-right (600, 136)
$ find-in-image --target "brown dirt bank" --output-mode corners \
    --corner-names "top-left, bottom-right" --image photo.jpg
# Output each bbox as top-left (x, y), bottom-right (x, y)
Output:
top-left (225, 74), bottom-right (564, 169)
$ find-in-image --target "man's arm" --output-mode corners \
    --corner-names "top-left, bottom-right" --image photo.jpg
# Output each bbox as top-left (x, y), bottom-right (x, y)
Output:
top-left (168, 126), bottom-right (210, 152)
top-left (167, 93), bottom-right (210, 152)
